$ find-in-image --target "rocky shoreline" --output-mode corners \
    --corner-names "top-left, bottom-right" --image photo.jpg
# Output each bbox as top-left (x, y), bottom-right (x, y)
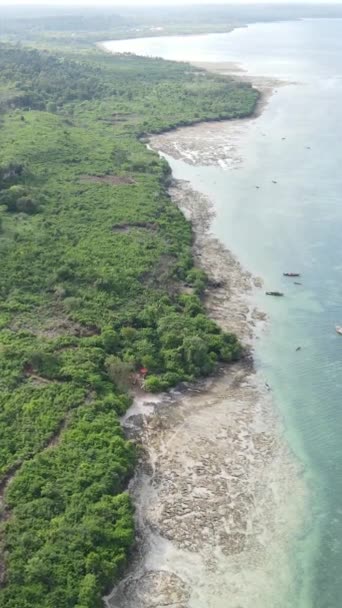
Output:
top-left (105, 66), bottom-right (306, 608)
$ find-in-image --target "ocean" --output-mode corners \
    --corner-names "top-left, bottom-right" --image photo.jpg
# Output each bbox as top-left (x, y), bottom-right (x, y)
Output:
top-left (104, 19), bottom-right (342, 608)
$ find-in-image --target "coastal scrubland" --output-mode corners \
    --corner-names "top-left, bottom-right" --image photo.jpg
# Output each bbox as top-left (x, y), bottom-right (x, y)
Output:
top-left (0, 42), bottom-right (258, 607)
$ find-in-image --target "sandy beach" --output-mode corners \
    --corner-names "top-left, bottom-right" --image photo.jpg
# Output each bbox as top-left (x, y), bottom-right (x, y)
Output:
top-left (106, 64), bottom-right (307, 608)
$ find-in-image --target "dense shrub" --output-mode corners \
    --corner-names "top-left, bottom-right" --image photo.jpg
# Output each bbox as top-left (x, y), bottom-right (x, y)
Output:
top-left (0, 41), bottom-right (253, 607)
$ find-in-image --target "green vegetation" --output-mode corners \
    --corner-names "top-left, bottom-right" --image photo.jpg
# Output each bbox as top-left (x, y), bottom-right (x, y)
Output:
top-left (0, 7), bottom-right (236, 48)
top-left (0, 40), bottom-right (257, 607)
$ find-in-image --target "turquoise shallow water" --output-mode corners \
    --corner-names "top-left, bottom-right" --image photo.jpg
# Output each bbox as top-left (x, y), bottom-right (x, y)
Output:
top-left (105, 20), bottom-right (342, 608)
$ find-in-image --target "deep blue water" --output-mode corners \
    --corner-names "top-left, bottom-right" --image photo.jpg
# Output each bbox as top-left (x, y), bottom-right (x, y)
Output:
top-left (105, 20), bottom-right (342, 608)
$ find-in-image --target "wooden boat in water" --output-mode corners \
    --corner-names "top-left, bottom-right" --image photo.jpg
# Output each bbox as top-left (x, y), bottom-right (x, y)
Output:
top-left (336, 326), bottom-right (342, 335)
top-left (266, 291), bottom-right (284, 297)
top-left (283, 272), bottom-right (300, 277)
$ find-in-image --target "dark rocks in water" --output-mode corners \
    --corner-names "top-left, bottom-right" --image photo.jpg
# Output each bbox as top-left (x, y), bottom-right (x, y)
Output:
top-left (208, 279), bottom-right (225, 289)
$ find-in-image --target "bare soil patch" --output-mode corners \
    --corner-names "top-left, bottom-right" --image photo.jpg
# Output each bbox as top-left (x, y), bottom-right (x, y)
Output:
top-left (80, 174), bottom-right (136, 185)
top-left (112, 221), bottom-right (158, 233)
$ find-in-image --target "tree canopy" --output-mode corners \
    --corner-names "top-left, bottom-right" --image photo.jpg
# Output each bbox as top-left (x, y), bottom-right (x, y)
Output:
top-left (0, 40), bottom-right (256, 607)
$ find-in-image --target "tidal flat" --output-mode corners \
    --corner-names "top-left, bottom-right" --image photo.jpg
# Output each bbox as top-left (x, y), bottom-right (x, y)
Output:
top-left (106, 154), bottom-right (307, 608)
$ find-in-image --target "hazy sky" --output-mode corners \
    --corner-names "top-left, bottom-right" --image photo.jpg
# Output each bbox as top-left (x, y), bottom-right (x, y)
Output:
top-left (0, 0), bottom-right (340, 5)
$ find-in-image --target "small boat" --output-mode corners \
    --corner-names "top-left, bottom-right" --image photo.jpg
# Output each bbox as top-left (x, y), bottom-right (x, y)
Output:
top-left (265, 291), bottom-right (284, 297)
top-left (283, 272), bottom-right (300, 277)
top-left (336, 326), bottom-right (342, 335)
top-left (294, 281), bottom-right (302, 285)
top-left (296, 346), bottom-right (302, 352)
top-left (272, 180), bottom-right (278, 184)
top-left (255, 185), bottom-right (260, 189)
